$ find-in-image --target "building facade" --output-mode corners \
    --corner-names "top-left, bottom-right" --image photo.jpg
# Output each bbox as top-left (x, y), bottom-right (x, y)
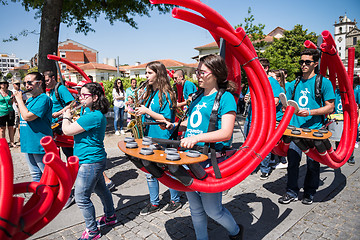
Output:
top-left (0, 53), bottom-right (20, 74)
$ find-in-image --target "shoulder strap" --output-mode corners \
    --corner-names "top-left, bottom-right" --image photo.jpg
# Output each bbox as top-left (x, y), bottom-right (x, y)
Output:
top-left (315, 74), bottom-right (323, 100)
top-left (54, 82), bottom-right (65, 108)
top-left (203, 88), bottom-right (226, 179)
top-left (291, 76), bottom-right (302, 100)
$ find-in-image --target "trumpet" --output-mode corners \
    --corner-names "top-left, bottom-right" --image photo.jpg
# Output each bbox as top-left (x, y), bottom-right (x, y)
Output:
top-left (51, 100), bottom-right (84, 130)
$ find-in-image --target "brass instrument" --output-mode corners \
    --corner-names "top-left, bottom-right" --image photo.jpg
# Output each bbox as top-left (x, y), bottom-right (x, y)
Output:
top-left (127, 80), bottom-right (148, 139)
top-left (51, 100), bottom-right (84, 130)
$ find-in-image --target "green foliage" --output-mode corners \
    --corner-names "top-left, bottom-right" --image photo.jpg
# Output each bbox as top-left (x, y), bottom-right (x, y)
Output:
top-left (27, 66), bottom-right (38, 73)
top-left (355, 40), bottom-right (360, 66)
top-left (262, 24), bottom-right (318, 81)
top-left (7, 0), bottom-right (172, 34)
top-left (234, 7), bottom-right (266, 54)
top-left (4, 72), bottom-right (13, 80)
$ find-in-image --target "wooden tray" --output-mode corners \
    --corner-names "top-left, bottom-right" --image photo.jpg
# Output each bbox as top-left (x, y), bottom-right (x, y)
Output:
top-left (283, 127), bottom-right (332, 140)
top-left (118, 139), bottom-right (208, 165)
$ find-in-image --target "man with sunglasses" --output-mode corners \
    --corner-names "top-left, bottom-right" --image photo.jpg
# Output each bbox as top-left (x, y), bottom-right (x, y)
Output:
top-left (278, 48), bottom-right (335, 205)
top-left (174, 69), bottom-right (197, 108)
top-left (13, 72), bottom-right (53, 182)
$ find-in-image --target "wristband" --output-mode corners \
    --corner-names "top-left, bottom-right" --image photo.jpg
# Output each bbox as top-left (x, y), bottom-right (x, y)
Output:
top-left (171, 123), bottom-right (176, 130)
top-left (308, 109), bottom-right (311, 116)
top-left (63, 117), bottom-right (73, 123)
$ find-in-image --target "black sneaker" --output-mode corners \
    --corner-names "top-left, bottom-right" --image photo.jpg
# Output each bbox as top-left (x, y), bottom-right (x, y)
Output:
top-left (63, 190), bottom-right (75, 210)
top-left (347, 157), bottom-right (355, 166)
top-left (302, 194), bottom-right (313, 205)
top-left (106, 181), bottom-right (115, 191)
top-left (229, 224), bottom-right (244, 240)
top-left (278, 193), bottom-right (298, 204)
top-left (259, 172), bottom-right (270, 180)
top-left (140, 203), bottom-right (160, 216)
top-left (163, 201), bottom-right (182, 214)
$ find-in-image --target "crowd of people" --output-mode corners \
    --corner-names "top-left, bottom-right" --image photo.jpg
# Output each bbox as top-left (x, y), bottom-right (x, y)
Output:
top-left (4, 49), bottom-right (359, 240)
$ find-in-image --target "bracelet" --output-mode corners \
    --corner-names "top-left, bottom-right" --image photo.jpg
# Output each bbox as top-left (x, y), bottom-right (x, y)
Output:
top-left (63, 117), bottom-right (73, 123)
top-left (308, 109), bottom-right (311, 116)
top-left (171, 123), bottom-right (176, 130)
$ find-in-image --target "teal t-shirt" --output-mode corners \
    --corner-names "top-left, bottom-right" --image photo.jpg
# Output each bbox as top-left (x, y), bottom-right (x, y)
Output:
top-left (143, 90), bottom-right (174, 139)
top-left (183, 81), bottom-right (197, 99)
top-left (74, 110), bottom-right (107, 164)
top-left (354, 85), bottom-right (360, 104)
top-left (125, 87), bottom-right (135, 102)
top-left (334, 89), bottom-right (343, 114)
top-left (286, 75), bottom-right (335, 129)
top-left (0, 90), bottom-right (14, 116)
top-left (185, 91), bottom-right (236, 150)
top-left (246, 76), bottom-right (283, 122)
top-left (49, 85), bottom-right (75, 123)
top-left (20, 93), bottom-right (53, 154)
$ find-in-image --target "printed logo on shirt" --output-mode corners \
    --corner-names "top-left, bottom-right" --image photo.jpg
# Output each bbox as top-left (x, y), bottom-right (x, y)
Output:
top-left (299, 88), bottom-right (310, 107)
top-left (189, 102), bottom-right (207, 128)
top-left (337, 100), bottom-right (342, 112)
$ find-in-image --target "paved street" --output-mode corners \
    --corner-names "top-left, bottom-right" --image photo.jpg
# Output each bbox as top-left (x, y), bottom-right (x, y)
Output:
top-left (8, 116), bottom-right (360, 240)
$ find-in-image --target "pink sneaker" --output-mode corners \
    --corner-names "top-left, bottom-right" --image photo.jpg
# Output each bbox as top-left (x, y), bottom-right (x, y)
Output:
top-left (97, 214), bottom-right (117, 227)
top-left (78, 228), bottom-right (101, 240)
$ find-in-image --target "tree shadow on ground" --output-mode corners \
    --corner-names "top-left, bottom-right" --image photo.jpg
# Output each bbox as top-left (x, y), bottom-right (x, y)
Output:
top-left (164, 192), bottom-right (292, 240)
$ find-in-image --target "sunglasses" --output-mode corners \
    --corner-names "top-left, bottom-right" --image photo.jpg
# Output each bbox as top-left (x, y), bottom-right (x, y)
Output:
top-left (79, 93), bottom-right (92, 99)
top-left (25, 80), bottom-right (40, 85)
top-left (195, 69), bottom-right (212, 77)
top-left (299, 60), bottom-right (315, 66)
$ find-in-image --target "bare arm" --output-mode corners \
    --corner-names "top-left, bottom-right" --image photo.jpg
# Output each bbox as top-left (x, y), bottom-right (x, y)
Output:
top-left (135, 105), bottom-right (170, 121)
top-left (14, 91), bottom-right (38, 121)
top-left (180, 111), bottom-right (236, 149)
top-left (61, 109), bottom-right (86, 136)
top-left (296, 99), bottom-right (335, 117)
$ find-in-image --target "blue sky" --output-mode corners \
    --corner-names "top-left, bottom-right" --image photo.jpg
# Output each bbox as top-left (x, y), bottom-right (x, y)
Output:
top-left (1, 0), bottom-right (359, 66)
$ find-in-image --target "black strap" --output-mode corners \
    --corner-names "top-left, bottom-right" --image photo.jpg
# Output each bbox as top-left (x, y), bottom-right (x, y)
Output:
top-left (169, 88), bottom-right (204, 140)
top-left (205, 88), bottom-right (226, 179)
top-left (54, 82), bottom-right (65, 108)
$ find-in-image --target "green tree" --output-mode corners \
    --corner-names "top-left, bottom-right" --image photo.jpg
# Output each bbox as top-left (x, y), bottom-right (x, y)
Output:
top-left (2, 0), bottom-right (172, 74)
top-left (234, 7), bottom-right (266, 54)
top-left (262, 24), bottom-right (318, 81)
top-left (5, 72), bottom-right (13, 80)
top-left (354, 40), bottom-right (360, 66)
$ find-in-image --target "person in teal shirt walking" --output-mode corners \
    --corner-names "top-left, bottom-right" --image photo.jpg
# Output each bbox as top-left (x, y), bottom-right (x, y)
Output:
top-left (135, 61), bottom-right (182, 215)
top-left (14, 72), bottom-right (53, 182)
top-left (62, 82), bottom-right (117, 240)
top-left (279, 49), bottom-right (335, 205)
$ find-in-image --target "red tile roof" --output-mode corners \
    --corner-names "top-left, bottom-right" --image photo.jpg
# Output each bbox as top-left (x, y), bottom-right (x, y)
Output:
top-left (12, 64), bottom-right (30, 70)
top-left (130, 59), bottom-right (195, 69)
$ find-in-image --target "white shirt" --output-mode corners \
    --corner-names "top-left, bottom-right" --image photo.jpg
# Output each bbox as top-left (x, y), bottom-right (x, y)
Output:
top-left (112, 88), bottom-right (125, 108)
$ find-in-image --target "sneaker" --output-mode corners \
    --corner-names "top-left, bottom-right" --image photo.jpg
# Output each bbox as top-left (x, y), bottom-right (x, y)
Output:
top-left (140, 203), bottom-right (160, 216)
top-left (163, 201), bottom-right (182, 214)
top-left (229, 224), bottom-right (244, 240)
top-left (278, 193), bottom-right (298, 204)
top-left (97, 214), bottom-right (117, 228)
top-left (348, 157), bottom-right (355, 166)
top-left (259, 172), bottom-right (270, 180)
top-left (275, 162), bottom-right (288, 169)
top-left (302, 194), bottom-right (313, 205)
top-left (106, 181), bottom-right (115, 191)
top-left (78, 228), bottom-right (101, 240)
top-left (115, 130), bottom-right (120, 136)
top-left (120, 130), bottom-right (125, 134)
top-left (63, 190), bottom-right (75, 210)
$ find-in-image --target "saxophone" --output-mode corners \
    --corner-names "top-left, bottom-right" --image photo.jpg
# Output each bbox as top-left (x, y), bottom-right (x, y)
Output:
top-left (127, 80), bottom-right (148, 139)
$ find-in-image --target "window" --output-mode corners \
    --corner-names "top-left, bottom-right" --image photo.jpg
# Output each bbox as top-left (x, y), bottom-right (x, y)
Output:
top-left (61, 64), bottom-right (66, 70)
top-left (339, 27), bottom-right (342, 33)
top-left (339, 47), bottom-right (341, 50)
top-left (60, 52), bottom-right (66, 58)
top-left (10, 59), bottom-right (14, 63)
top-left (353, 37), bottom-right (358, 45)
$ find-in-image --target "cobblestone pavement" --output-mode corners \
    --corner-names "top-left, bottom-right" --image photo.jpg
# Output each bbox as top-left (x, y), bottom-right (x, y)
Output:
top-left (7, 116), bottom-right (360, 240)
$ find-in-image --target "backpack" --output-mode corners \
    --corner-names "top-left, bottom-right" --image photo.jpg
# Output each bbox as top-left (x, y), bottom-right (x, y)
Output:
top-left (54, 82), bottom-right (66, 108)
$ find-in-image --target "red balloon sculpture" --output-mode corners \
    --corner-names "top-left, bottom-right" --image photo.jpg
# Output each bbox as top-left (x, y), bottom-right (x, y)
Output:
top-left (127, 0), bottom-right (296, 193)
top-left (272, 32), bottom-right (357, 168)
top-left (0, 136), bottom-right (78, 239)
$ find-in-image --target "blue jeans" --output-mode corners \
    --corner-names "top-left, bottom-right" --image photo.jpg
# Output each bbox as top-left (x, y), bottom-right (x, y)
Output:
top-left (260, 153), bottom-right (271, 174)
top-left (113, 106), bottom-right (125, 131)
top-left (286, 142), bottom-right (320, 198)
top-left (145, 173), bottom-right (180, 205)
top-left (185, 191), bottom-right (239, 240)
top-left (243, 120), bottom-right (250, 138)
top-left (25, 153), bottom-right (45, 182)
top-left (75, 161), bottom-right (115, 232)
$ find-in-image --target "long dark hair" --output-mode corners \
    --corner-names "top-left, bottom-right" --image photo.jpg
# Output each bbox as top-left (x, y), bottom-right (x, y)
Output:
top-left (27, 72), bottom-right (46, 92)
top-left (83, 82), bottom-right (110, 114)
top-left (113, 78), bottom-right (124, 95)
top-left (143, 61), bottom-right (177, 110)
top-left (199, 54), bottom-right (236, 93)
